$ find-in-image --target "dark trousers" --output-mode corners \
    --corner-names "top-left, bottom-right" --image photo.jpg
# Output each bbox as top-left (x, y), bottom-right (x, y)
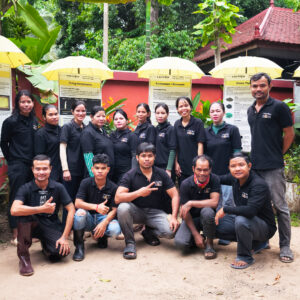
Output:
top-left (7, 161), bottom-right (32, 229)
top-left (17, 216), bottom-right (66, 258)
top-left (175, 207), bottom-right (216, 249)
top-left (216, 214), bottom-right (269, 263)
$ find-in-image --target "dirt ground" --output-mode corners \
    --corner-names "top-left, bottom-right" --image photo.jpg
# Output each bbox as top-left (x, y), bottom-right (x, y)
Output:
top-left (0, 211), bottom-right (300, 300)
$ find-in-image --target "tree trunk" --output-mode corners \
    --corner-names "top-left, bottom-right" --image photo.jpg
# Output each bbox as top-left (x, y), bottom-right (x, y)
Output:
top-left (103, 3), bottom-right (109, 66)
top-left (214, 37), bottom-right (221, 66)
top-left (151, 0), bottom-right (159, 34)
top-left (145, 0), bottom-right (151, 62)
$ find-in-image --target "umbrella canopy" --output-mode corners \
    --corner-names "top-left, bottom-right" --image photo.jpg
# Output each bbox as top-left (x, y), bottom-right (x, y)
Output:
top-left (0, 35), bottom-right (32, 68)
top-left (66, 0), bottom-right (135, 3)
top-left (293, 66), bottom-right (300, 78)
top-left (209, 56), bottom-right (283, 79)
top-left (137, 56), bottom-right (205, 80)
top-left (42, 56), bottom-right (114, 81)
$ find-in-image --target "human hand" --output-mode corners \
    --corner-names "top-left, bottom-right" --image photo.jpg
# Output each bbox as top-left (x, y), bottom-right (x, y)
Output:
top-left (93, 221), bottom-right (108, 239)
top-left (56, 236), bottom-right (70, 256)
top-left (215, 208), bottom-right (225, 225)
top-left (175, 163), bottom-right (181, 177)
top-left (138, 182), bottom-right (158, 197)
top-left (63, 170), bottom-right (72, 181)
top-left (180, 202), bottom-right (191, 219)
top-left (169, 216), bottom-right (179, 232)
top-left (41, 197), bottom-right (56, 214)
top-left (193, 232), bottom-right (205, 249)
top-left (96, 200), bottom-right (109, 215)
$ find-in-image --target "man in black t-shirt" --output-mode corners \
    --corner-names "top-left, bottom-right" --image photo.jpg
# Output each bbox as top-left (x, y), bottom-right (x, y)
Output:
top-left (247, 72), bottom-right (295, 263)
top-left (72, 154), bottom-right (121, 261)
top-left (175, 155), bottom-right (220, 259)
top-left (11, 155), bottom-right (75, 276)
top-left (215, 153), bottom-right (276, 269)
top-left (116, 143), bottom-right (180, 260)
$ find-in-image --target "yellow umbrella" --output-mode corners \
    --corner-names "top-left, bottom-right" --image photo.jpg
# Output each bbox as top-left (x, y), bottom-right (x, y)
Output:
top-left (42, 56), bottom-right (114, 81)
top-left (209, 56), bottom-right (283, 79)
top-left (0, 35), bottom-right (31, 68)
top-left (137, 56), bottom-right (205, 79)
top-left (293, 66), bottom-right (300, 78)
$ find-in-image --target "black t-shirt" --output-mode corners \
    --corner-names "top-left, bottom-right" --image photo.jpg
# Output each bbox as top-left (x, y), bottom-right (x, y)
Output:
top-left (220, 172), bottom-right (277, 239)
top-left (60, 119), bottom-right (85, 177)
top-left (76, 177), bottom-right (117, 214)
top-left (15, 179), bottom-right (72, 222)
top-left (134, 121), bottom-right (156, 146)
top-left (180, 173), bottom-right (220, 218)
top-left (80, 122), bottom-right (114, 168)
top-left (204, 123), bottom-right (241, 175)
top-left (247, 97), bottom-right (293, 170)
top-left (35, 123), bottom-right (62, 181)
top-left (174, 116), bottom-right (205, 175)
top-left (110, 128), bottom-right (138, 171)
top-left (155, 122), bottom-right (176, 168)
top-left (0, 114), bottom-right (39, 164)
top-left (119, 166), bottom-right (174, 209)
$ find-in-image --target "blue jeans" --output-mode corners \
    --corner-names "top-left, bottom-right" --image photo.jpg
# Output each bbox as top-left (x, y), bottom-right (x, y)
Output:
top-left (73, 209), bottom-right (121, 237)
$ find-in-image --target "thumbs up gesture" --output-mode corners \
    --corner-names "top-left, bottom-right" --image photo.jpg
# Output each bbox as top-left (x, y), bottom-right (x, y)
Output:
top-left (96, 199), bottom-right (109, 215)
top-left (42, 197), bottom-right (56, 214)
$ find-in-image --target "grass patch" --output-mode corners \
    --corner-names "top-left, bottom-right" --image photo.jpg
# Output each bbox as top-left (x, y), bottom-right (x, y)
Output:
top-left (291, 212), bottom-right (300, 227)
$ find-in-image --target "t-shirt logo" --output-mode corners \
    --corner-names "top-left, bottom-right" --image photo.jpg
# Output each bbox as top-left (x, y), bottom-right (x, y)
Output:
top-left (159, 133), bottom-right (165, 138)
top-left (39, 190), bottom-right (48, 206)
top-left (102, 194), bottom-right (111, 201)
top-left (262, 112), bottom-right (272, 119)
top-left (33, 124), bottom-right (39, 130)
top-left (242, 192), bottom-right (248, 199)
top-left (121, 137), bottom-right (128, 143)
top-left (221, 133), bottom-right (230, 138)
top-left (187, 130), bottom-right (195, 136)
top-left (139, 133), bottom-right (146, 139)
top-left (154, 181), bottom-right (162, 187)
top-left (204, 187), bottom-right (211, 193)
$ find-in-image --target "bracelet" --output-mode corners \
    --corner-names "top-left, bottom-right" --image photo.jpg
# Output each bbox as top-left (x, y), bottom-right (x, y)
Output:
top-left (96, 204), bottom-right (99, 212)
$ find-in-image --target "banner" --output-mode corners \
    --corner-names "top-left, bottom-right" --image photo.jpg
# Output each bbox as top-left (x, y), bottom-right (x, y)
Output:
top-left (0, 64), bottom-right (12, 157)
top-left (59, 73), bottom-right (101, 125)
top-left (223, 74), bottom-right (254, 152)
top-left (148, 75), bottom-right (191, 124)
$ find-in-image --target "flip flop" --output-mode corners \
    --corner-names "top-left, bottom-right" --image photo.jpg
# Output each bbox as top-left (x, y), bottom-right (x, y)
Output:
top-left (279, 246), bottom-right (294, 263)
top-left (123, 243), bottom-right (137, 260)
top-left (204, 245), bottom-right (217, 259)
top-left (230, 259), bottom-right (255, 269)
top-left (141, 228), bottom-right (160, 246)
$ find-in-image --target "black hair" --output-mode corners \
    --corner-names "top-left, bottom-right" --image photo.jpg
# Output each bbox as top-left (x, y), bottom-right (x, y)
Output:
top-left (250, 72), bottom-right (272, 85)
top-left (136, 103), bottom-right (151, 123)
top-left (209, 101), bottom-right (225, 112)
top-left (113, 108), bottom-right (128, 120)
top-left (192, 154), bottom-right (213, 169)
top-left (92, 153), bottom-right (110, 166)
top-left (155, 102), bottom-right (169, 114)
top-left (32, 154), bottom-right (51, 166)
top-left (229, 152), bottom-right (250, 164)
top-left (42, 104), bottom-right (57, 117)
top-left (175, 96), bottom-right (193, 109)
top-left (13, 90), bottom-right (35, 116)
top-left (90, 105), bottom-right (105, 116)
top-left (136, 142), bottom-right (156, 156)
top-left (71, 100), bottom-right (86, 111)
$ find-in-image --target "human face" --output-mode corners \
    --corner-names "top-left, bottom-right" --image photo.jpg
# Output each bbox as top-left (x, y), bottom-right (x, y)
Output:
top-left (250, 76), bottom-right (271, 102)
top-left (19, 95), bottom-right (34, 116)
top-left (72, 104), bottom-right (86, 124)
top-left (155, 106), bottom-right (168, 124)
top-left (136, 106), bottom-right (149, 124)
top-left (32, 160), bottom-right (51, 183)
top-left (91, 110), bottom-right (106, 128)
top-left (177, 99), bottom-right (192, 118)
top-left (229, 157), bottom-right (251, 182)
top-left (45, 107), bottom-right (59, 126)
top-left (136, 151), bottom-right (155, 170)
top-left (92, 163), bottom-right (110, 180)
top-left (209, 103), bottom-right (224, 125)
top-left (193, 159), bottom-right (211, 183)
top-left (114, 112), bottom-right (127, 130)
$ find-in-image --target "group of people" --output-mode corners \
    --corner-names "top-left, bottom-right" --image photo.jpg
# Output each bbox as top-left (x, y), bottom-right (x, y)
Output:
top-left (0, 72), bottom-right (295, 276)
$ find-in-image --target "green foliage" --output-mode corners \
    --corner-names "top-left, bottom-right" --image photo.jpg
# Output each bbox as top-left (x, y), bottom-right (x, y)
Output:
top-left (291, 213), bottom-right (300, 227)
top-left (284, 143), bottom-right (300, 184)
top-left (190, 92), bottom-right (213, 127)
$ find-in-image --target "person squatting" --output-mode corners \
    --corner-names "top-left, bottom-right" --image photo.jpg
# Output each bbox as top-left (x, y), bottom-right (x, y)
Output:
top-left (1, 72), bottom-right (295, 276)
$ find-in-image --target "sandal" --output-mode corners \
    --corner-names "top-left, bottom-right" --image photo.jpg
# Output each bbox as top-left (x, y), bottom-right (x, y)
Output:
top-left (279, 246), bottom-right (294, 263)
top-left (141, 228), bottom-right (160, 246)
top-left (230, 259), bottom-right (254, 269)
top-left (204, 245), bottom-right (217, 260)
top-left (123, 243), bottom-right (137, 260)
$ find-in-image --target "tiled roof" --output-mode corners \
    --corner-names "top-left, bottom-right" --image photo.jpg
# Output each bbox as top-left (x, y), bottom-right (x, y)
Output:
top-left (194, 6), bottom-right (300, 62)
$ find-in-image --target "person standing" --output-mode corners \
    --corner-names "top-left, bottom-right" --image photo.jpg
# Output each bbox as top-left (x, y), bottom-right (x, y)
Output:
top-left (174, 97), bottom-right (205, 185)
top-left (247, 72), bottom-right (295, 263)
top-left (35, 105), bottom-right (62, 182)
top-left (110, 109), bottom-right (138, 183)
top-left (0, 90), bottom-right (39, 244)
top-left (134, 103), bottom-right (156, 146)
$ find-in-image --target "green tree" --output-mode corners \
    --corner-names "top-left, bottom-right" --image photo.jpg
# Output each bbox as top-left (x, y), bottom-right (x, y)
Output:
top-left (194, 0), bottom-right (242, 66)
